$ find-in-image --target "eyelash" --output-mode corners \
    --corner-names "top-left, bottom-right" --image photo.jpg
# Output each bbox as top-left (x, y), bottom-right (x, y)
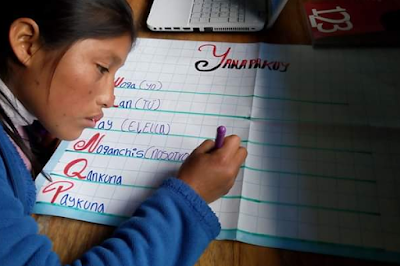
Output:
top-left (97, 64), bottom-right (109, 74)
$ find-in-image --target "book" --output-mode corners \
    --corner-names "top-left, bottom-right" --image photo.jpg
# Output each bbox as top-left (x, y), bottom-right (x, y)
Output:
top-left (302, 0), bottom-right (400, 47)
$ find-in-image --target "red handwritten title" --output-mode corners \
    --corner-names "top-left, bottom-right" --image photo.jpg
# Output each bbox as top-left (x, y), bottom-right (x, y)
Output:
top-left (195, 44), bottom-right (290, 72)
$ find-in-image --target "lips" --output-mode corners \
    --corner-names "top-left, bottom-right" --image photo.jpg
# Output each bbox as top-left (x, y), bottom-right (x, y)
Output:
top-left (89, 113), bottom-right (104, 123)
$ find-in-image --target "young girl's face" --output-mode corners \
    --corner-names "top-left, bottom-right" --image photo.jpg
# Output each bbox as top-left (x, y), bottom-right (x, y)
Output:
top-left (18, 35), bottom-right (132, 140)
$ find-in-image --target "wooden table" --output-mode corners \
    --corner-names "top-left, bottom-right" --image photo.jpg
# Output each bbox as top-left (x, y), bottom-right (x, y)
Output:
top-left (33, 1), bottom-right (397, 265)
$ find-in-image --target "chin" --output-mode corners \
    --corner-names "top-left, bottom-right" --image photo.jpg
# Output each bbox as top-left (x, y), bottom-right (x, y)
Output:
top-left (53, 128), bottom-right (84, 141)
top-left (65, 131), bottom-right (84, 141)
top-left (62, 135), bottom-right (82, 141)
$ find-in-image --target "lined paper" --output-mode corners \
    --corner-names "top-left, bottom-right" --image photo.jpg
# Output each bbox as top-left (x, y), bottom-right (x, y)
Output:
top-left (34, 38), bottom-right (400, 263)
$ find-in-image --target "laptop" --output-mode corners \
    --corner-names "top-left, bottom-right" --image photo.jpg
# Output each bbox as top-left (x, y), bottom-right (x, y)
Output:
top-left (147, 0), bottom-right (288, 32)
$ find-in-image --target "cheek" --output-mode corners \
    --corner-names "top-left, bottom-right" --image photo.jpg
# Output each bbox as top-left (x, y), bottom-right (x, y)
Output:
top-left (51, 56), bottom-right (98, 104)
top-left (50, 73), bottom-right (97, 108)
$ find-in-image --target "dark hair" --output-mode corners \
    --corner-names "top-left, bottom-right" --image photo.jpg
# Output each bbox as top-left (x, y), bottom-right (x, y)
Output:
top-left (0, 0), bottom-right (136, 178)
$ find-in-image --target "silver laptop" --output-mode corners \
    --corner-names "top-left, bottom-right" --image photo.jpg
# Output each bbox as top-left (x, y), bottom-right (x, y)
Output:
top-left (147, 0), bottom-right (288, 32)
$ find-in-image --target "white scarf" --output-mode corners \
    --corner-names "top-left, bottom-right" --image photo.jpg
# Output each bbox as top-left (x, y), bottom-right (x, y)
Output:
top-left (0, 79), bottom-right (36, 126)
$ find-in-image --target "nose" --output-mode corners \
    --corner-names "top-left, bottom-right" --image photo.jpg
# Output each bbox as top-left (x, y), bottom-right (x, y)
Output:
top-left (97, 80), bottom-right (115, 108)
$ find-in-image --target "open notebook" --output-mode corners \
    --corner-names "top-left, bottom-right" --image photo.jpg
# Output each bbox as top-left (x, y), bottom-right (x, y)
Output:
top-left (34, 38), bottom-right (400, 263)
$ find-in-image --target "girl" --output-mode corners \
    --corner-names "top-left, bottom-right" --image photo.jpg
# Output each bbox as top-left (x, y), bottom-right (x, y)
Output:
top-left (0, 1), bottom-right (247, 266)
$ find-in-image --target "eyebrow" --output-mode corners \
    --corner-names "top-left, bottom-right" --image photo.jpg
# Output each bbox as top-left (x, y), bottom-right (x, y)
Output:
top-left (98, 51), bottom-right (123, 67)
top-left (109, 54), bottom-right (123, 66)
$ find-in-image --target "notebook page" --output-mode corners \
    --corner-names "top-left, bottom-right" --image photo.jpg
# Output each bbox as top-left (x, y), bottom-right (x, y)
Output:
top-left (34, 38), bottom-right (257, 227)
top-left (236, 43), bottom-right (400, 262)
top-left (33, 39), bottom-right (400, 263)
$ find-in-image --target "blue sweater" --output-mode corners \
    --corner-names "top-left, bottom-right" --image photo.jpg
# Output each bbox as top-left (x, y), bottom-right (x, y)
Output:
top-left (0, 123), bottom-right (220, 266)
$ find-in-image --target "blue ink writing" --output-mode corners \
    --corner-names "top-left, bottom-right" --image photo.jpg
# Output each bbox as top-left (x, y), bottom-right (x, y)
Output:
top-left (95, 145), bottom-right (189, 162)
top-left (97, 120), bottom-right (113, 130)
top-left (60, 194), bottom-right (105, 213)
top-left (86, 170), bottom-right (122, 185)
top-left (121, 119), bottom-right (171, 135)
top-left (139, 80), bottom-right (162, 91)
top-left (114, 77), bottom-right (163, 91)
top-left (118, 98), bottom-right (161, 110)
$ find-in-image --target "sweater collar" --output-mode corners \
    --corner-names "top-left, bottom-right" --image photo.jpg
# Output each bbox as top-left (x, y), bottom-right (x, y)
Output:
top-left (0, 79), bottom-right (36, 126)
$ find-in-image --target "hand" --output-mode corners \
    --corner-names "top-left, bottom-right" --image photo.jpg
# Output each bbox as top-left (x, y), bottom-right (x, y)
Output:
top-left (178, 135), bottom-right (247, 203)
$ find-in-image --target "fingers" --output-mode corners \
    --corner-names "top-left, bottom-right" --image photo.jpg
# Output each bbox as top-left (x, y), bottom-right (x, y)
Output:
top-left (192, 135), bottom-right (248, 166)
top-left (214, 135), bottom-right (241, 155)
top-left (192, 139), bottom-right (214, 154)
top-left (233, 146), bottom-right (248, 166)
top-left (220, 135), bottom-right (247, 166)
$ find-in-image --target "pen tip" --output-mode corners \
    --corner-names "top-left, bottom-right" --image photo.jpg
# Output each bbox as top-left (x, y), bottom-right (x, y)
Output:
top-left (44, 172), bottom-right (53, 182)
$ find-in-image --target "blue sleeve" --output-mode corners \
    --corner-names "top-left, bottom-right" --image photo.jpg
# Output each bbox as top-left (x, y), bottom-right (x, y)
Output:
top-left (0, 176), bottom-right (221, 266)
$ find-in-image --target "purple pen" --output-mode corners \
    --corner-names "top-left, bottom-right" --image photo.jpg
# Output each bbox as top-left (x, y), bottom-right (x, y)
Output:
top-left (214, 125), bottom-right (226, 149)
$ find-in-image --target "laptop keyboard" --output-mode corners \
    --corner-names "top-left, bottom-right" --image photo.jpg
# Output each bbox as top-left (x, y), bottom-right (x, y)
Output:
top-left (189, 0), bottom-right (245, 23)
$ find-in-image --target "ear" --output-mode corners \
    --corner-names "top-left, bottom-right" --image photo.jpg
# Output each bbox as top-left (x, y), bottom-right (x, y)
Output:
top-left (8, 18), bottom-right (41, 67)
